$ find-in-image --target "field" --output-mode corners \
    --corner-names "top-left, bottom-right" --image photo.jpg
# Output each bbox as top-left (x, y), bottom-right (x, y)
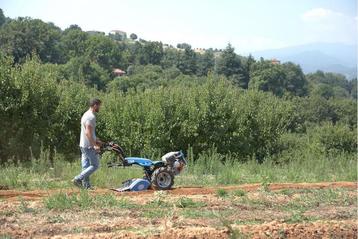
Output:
top-left (1, 152), bottom-right (357, 238)
top-left (0, 181), bottom-right (357, 238)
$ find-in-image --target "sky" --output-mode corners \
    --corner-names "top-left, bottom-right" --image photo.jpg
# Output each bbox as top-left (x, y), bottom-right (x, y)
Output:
top-left (1, 0), bottom-right (357, 53)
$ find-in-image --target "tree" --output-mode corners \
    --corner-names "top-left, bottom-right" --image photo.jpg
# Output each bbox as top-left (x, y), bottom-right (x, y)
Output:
top-left (216, 43), bottom-right (242, 77)
top-left (176, 46), bottom-right (197, 75)
top-left (281, 62), bottom-right (308, 96)
top-left (196, 49), bottom-right (215, 76)
top-left (130, 33), bottom-right (138, 40)
top-left (61, 25), bottom-right (89, 60)
top-left (249, 63), bottom-right (287, 96)
top-left (0, 8), bottom-right (5, 27)
top-left (177, 43), bottom-right (191, 49)
top-left (307, 71), bottom-right (351, 98)
top-left (249, 60), bottom-right (308, 97)
top-left (139, 41), bottom-right (164, 65)
top-left (62, 56), bottom-right (110, 90)
top-left (0, 17), bottom-right (64, 63)
top-left (348, 78), bottom-right (357, 99)
top-left (0, 55), bottom-right (21, 160)
top-left (85, 34), bottom-right (122, 71)
top-left (161, 48), bottom-right (178, 69)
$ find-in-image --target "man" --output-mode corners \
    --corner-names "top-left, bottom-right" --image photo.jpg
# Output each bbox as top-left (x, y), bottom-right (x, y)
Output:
top-left (72, 98), bottom-right (102, 189)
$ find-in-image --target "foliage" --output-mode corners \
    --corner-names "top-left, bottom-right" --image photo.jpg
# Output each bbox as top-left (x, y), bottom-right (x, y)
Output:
top-left (309, 122), bottom-right (356, 154)
top-left (216, 188), bottom-right (229, 197)
top-left (249, 60), bottom-right (308, 97)
top-left (0, 8), bottom-right (5, 27)
top-left (61, 25), bottom-right (89, 60)
top-left (130, 33), bottom-right (138, 40)
top-left (307, 71), bottom-right (354, 99)
top-left (0, 10), bottom-right (356, 168)
top-left (0, 17), bottom-right (63, 63)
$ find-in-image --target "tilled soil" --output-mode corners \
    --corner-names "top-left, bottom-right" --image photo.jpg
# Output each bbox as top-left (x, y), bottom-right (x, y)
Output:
top-left (0, 181), bottom-right (357, 239)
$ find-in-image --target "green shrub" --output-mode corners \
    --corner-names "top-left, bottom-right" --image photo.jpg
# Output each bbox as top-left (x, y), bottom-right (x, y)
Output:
top-left (309, 122), bottom-right (356, 154)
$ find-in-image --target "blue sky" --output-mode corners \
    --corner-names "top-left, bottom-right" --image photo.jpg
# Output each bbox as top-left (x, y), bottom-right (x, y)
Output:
top-left (1, 0), bottom-right (357, 53)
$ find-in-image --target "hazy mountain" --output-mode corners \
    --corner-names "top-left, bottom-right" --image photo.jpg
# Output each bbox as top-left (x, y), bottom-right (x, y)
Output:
top-left (250, 43), bottom-right (357, 79)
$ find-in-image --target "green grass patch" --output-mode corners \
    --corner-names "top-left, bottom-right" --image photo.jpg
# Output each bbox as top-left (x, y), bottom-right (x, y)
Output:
top-left (1, 147), bottom-right (356, 190)
top-left (216, 188), bottom-right (229, 198)
top-left (140, 209), bottom-right (170, 219)
top-left (284, 210), bottom-right (317, 223)
top-left (181, 209), bottom-right (217, 218)
top-left (43, 191), bottom-right (139, 210)
top-left (232, 189), bottom-right (246, 197)
top-left (175, 197), bottom-right (206, 208)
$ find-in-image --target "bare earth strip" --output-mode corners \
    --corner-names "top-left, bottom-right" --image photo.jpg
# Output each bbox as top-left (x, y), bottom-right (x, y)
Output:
top-left (0, 181), bottom-right (356, 200)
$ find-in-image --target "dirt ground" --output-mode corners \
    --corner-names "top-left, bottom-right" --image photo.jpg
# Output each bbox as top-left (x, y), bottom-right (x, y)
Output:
top-left (0, 181), bottom-right (357, 239)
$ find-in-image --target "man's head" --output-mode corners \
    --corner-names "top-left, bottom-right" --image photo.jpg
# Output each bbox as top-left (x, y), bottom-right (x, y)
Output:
top-left (89, 98), bottom-right (102, 113)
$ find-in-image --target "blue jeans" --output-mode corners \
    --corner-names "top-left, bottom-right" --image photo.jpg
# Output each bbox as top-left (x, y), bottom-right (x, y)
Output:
top-left (75, 147), bottom-right (99, 188)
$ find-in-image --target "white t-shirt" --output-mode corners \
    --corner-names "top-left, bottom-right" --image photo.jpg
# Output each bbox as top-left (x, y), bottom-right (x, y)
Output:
top-left (79, 109), bottom-right (97, 148)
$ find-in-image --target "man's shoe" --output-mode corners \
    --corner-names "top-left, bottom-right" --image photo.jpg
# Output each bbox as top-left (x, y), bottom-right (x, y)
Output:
top-left (72, 178), bottom-right (82, 188)
top-left (85, 186), bottom-right (95, 191)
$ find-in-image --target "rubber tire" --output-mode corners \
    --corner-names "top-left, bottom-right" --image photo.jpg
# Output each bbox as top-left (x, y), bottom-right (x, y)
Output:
top-left (151, 167), bottom-right (174, 190)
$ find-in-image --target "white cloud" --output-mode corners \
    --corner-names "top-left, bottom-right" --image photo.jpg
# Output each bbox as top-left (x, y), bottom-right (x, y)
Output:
top-left (301, 8), bottom-right (343, 22)
top-left (300, 8), bottom-right (356, 45)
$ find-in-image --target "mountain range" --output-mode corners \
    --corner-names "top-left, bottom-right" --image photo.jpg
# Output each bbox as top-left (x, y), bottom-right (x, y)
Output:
top-left (250, 42), bottom-right (357, 79)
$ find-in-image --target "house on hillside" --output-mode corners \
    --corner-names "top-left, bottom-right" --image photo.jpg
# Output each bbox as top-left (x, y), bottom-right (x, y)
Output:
top-left (109, 30), bottom-right (127, 41)
top-left (194, 48), bottom-right (206, 54)
top-left (271, 58), bottom-right (281, 65)
top-left (113, 68), bottom-right (126, 77)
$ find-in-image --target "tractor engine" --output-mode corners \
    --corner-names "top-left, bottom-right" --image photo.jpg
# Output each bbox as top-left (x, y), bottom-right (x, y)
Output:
top-left (161, 151), bottom-right (187, 175)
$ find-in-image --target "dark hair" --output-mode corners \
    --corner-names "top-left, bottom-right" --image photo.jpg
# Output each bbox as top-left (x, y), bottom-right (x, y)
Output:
top-left (89, 98), bottom-right (102, 107)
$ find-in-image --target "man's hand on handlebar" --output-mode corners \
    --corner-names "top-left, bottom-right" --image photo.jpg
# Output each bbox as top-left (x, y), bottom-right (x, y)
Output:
top-left (94, 144), bottom-right (101, 153)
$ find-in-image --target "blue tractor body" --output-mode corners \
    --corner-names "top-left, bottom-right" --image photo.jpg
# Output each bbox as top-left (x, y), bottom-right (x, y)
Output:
top-left (125, 157), bottom-right (162, 167)
top-left (103, 142), bottom-right (186, 191)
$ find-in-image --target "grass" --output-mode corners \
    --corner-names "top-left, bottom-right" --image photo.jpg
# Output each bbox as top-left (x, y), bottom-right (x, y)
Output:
top-left (176, 197), bottom-right (206, 208)
top-left (216, 188), bottom-right (229, 198)
top-left (0, 147), bottom-right (356, 190)
top-left (43, 190), bottom-right (139, 210)
top-left (232, 189), bottom-right (246, 197)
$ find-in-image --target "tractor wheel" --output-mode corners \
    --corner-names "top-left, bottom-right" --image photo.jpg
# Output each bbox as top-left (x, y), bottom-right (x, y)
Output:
top-left (151, 167), bottom-right (174, 190)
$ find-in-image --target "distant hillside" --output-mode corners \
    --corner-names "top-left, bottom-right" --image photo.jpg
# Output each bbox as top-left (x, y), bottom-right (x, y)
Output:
top-left (251, 43), bottom-right (357, 79)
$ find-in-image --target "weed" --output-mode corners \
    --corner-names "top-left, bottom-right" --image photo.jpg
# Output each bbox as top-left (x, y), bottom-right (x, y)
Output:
top-left (232, 189), bottom-right (246, 197)
top-left (147, 191), bottom-right (170, 207)
top-left (278, 228), bottom-right (287, 239)
top-left (47, 215), bottom-right (66, 223)
top-left (71, 227), bottom-right (86, 234)
top-left (284, 210), bottom-right (316, 223)
top-left (216, 188), bottom-right (229, 198)
top-left (175, 197), bottom-right (206, 208)
top-left (141, 209), bottom-right (170, 219)
top-left (181, 209), bottom-right (216, 218)
top-left (44, 192), bottom-right (77, 210)
top-left (261, 176), bottom-right (271, 192)
top-left (43, 191), bottom-right (139, 210)
top-left (278, 189), bottom-right (294, 196)
top-left (18, 196), bottom-right (36, 213)
top-left (217, 212), bottom-right (249, 239)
